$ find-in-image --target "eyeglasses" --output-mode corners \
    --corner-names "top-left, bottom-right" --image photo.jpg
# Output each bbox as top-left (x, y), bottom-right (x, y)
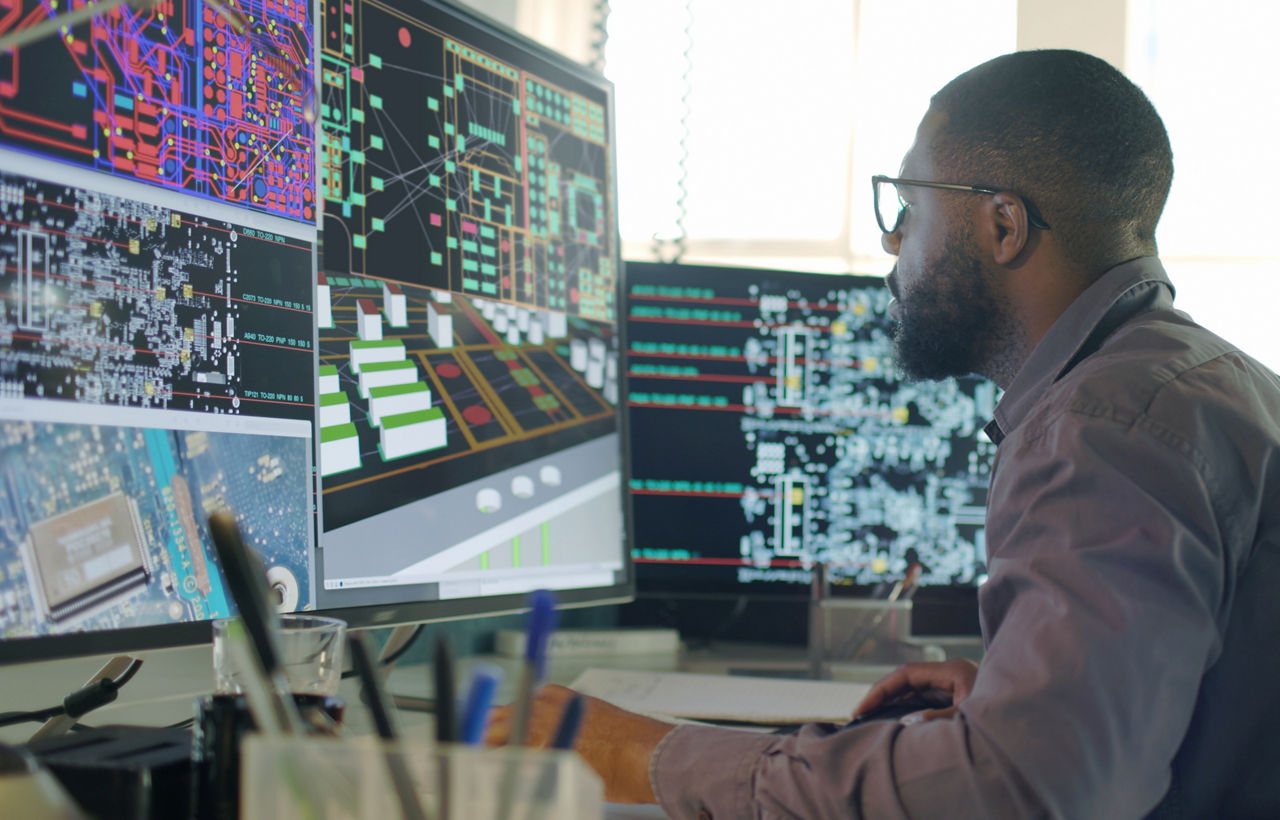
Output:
top-left (872, 174), bottom-right (1052, 235)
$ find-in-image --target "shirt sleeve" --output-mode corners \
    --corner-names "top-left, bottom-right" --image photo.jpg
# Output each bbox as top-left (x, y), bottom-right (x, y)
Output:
top-left (651, 408), bottom-right (1225, 819)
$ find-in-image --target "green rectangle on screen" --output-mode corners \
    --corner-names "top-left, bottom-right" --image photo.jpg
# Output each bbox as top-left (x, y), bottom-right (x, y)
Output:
top-left (320, 422), bottom-right (357, 443)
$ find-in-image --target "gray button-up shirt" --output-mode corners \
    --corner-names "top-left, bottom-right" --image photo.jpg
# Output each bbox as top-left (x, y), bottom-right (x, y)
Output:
top-left (651, 257), bottom-right (1280, 818)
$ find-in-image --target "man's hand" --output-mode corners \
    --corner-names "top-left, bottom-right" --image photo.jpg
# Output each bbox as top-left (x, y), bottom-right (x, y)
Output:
top-left (852, 659), bottom-right (979, 723)
top-left (485, 683), bottom-right (677, 804)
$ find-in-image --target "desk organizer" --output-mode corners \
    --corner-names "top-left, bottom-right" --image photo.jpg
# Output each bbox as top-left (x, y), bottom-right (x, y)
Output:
top-left (241, 734), bottom-right (603, 820)
top-left (809, 597), bottom-right (944, 680)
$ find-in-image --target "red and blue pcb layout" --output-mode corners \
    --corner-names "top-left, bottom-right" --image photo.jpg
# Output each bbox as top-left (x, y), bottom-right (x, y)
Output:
top-left (0, 0), bottom-right (315, 223)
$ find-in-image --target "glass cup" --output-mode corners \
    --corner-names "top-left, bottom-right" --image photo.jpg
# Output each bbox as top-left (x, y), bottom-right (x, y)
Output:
top-left (198, 614), bottom-right (348, 820)
top-left (212, 613), bottom-right (347, 696)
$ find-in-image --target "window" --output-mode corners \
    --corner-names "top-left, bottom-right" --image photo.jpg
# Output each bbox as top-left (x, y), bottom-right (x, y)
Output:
top-left (1127, 0), bottom-right (1280, 370)
top-left (604, 0), bottom-right (1015, 270)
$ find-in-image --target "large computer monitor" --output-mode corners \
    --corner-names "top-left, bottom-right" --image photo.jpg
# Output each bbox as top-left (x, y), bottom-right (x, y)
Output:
top-left (312, 0), bottom-right (627, 624)
top-left (621, 260), bottom-right (995, 638)
top-left (0, 0), bottom-right (628, 665)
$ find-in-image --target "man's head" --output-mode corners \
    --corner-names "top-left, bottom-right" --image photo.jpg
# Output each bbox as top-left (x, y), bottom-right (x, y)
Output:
top-left (883, 49), bottom-right (1174, 385)
top-left (928, 49), bottom-right (1173, 269)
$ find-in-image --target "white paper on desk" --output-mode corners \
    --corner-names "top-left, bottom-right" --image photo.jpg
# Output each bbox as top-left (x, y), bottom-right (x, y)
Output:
top-left (569, 668), bottom-right (871, 725)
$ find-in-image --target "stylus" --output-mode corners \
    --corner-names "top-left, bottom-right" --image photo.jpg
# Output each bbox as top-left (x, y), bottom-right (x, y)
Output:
top-left (207, 511), bottom-right (307, 736)
top-left (348, 631), bottom-right (428, 820)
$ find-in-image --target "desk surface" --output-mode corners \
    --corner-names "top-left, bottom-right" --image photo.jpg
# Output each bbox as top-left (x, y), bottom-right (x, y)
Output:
top-left (0, 637), bottom-right (982, 819)
top-left (1, 636), bottom-right (984, 743)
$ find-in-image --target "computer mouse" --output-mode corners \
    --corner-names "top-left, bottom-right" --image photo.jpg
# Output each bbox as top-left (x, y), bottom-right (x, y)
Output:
top-left (768, 694), bottom-right (941, 736)
top-left (846, 694), bottom-right (938, 725)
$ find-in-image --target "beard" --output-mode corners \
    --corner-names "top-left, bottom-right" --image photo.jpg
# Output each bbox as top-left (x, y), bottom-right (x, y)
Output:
top-left (890, 232), bottom-right (1005, 382)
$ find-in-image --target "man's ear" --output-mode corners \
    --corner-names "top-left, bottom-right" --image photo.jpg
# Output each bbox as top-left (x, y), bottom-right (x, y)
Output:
top-left (983, 192), bottom-right (1031, 266)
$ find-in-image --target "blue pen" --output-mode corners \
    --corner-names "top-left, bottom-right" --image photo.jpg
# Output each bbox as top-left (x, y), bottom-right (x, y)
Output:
top-left (509, 589), bottom-right (558, 747)
top-left (495, 589), bottom-right (557, 820)
top-left (460, 662), bottom-right (504, 745)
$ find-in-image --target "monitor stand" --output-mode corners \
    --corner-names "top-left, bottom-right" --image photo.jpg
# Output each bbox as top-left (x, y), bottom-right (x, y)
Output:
top-left (28, 655), bottom-right (138, 743)
top-left (376, 624), bottom-right (434, 713)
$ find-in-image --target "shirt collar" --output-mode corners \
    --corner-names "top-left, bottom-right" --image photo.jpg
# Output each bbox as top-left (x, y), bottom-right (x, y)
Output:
top-left (986, 257), bottom-right (1175, 443)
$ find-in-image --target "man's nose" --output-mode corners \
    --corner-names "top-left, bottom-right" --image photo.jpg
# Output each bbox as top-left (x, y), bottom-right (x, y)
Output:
top-left (881, 226), bottom-right (902, 256)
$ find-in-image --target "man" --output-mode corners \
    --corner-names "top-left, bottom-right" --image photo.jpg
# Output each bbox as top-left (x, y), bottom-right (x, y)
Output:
top-left (489, 50), bottom-right (1280, 817)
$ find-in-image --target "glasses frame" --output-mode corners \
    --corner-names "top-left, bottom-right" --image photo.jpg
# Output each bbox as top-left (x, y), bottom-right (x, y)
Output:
top-left (872, 174), bottom-right (1052, 234)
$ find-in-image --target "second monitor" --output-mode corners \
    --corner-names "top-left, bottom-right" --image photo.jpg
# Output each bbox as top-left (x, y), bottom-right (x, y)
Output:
top-left (624, 260), bottom-right (998, 605)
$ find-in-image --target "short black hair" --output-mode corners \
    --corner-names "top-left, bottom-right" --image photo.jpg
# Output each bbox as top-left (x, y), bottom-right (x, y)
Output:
top-left (929, 49), bottom-right (1173, 273)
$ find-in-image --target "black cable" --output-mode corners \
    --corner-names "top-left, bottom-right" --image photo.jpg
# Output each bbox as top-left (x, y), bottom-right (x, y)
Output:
top-left (340, 623), bottom-right (425, 679)
top-left (0, 705), bottom-right (63, 727)
top-left (379, 624), bottom-right (424, 667)
top-left (0, 658), bottom-right (145, 727)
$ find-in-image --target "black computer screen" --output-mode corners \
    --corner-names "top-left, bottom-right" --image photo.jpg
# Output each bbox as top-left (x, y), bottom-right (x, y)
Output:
top-left (0, 0), bottom-right (629, 664)
top-left (624, 261), bottom-right (996, 600)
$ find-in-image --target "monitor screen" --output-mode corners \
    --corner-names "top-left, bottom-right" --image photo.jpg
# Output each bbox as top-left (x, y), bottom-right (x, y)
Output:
top-left (313, 0), bottom-right (626, 621)
top-left (623, 260), bottom-right (996, 604)
top-left (0, 0), bottom-right (628, 665)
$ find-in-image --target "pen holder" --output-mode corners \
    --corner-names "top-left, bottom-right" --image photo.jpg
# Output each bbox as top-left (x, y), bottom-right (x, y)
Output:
top-left (240, 735), bottom-right (605, 820)
top-left (810, 598), bottom-right (929, 679)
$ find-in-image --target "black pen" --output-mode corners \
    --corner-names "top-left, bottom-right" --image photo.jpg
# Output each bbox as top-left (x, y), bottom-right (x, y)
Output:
top-left (434, 634), bottom-right (455, 744)
top-left (433, 633), bottom-right (455, 820)
top-left (349, 632), bottom-right (428, 820)
top-left (549, 693), bottom-right (585, 750)
top-left (526, 694), bottom-right (586, 820)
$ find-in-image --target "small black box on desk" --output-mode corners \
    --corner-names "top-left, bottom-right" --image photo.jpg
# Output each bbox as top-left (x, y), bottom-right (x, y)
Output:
top-left (27, 725), bottom-right (192, 820)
